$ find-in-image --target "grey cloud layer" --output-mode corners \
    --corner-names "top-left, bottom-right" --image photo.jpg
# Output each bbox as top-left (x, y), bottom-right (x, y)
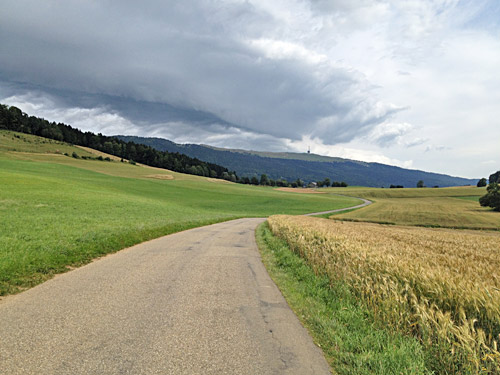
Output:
top-left (3, 0), bottom-right (499, 178)
top-left (0, 0), bottom-right (398, 144)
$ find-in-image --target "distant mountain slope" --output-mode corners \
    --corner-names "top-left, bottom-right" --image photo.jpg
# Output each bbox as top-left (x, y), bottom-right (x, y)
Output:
top-left (116, 135), bottom-right (477, 187)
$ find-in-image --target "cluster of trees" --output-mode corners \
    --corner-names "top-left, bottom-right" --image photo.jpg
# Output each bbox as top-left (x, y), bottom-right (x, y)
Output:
top-left (479, 170), bottom-right (500, 211)
top-left (0, 104), bottom-right (234, 180)
top-left (478, 172), bottom-right (499, 188)
top-left (479, 183), bottom-right (500, 211)
top-left (316, 178), bottom-right (348, 187)
top-left (238, 174), bottom-right (294, 187)
top-left (236, 174), bottom-right (348, 188)
top-left (489, 171), bottom-right (500, 184)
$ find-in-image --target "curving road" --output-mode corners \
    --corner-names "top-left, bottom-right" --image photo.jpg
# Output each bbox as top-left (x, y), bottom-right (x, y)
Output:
top-left (0, 218), bottom-right (331, 375)
top-left (304, 196), bottom-right (372, 216)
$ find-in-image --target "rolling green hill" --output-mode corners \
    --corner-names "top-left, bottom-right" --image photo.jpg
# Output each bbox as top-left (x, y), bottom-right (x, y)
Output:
top-left (116, 135), bottom-right (477, 188)
top-left (0, 104), bottom-right (234, 181)
top-left (0, 130), bottom-right (360, 295)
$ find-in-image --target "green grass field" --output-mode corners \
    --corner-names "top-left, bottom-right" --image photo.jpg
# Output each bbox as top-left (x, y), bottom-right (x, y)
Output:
top-left (325, 186), bottom-right (484, 199)
top-left (325, 186), bottom-right (499, 229)
top-left (0, 130), bottom-right (361, 295)
top-left (455, 195), bottom-right (480, 202)
top-left (0, 131), bottom-right (95, 156)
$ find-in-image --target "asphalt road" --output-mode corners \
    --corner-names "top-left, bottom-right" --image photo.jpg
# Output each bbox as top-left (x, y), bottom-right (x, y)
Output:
top-left (304, 196), bottom-right (372, 216)
top-left (0, 218), bottom-right (331, 375)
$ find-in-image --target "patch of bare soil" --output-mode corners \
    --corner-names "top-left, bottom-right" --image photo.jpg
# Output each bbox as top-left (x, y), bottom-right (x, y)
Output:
top-left (275, 187), bottom-right (323, 194)
top-left (145, 174), bottom-right (175, 180)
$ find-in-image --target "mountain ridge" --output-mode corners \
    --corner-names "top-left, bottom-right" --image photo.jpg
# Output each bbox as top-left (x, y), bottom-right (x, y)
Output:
top-left (116, 135), bottom-right (477, 188)
top-left (201, 144), bottom-right (351, 163)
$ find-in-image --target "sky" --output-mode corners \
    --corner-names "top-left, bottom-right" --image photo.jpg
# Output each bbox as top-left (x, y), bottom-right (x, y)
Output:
top-left (1, 0), bottom-right (499, 179)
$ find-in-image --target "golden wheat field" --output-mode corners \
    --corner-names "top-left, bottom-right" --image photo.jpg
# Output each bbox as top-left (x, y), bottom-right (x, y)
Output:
top-left (268, 215), bottom-right (500, 374)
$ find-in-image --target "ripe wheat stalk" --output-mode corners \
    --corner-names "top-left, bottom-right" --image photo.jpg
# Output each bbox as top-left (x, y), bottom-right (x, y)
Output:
top-left (268, 215), bottom-right (500, 374)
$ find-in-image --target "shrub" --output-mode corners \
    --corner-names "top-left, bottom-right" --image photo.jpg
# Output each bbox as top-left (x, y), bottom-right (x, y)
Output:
top-left (479, 182), bottom-right (500, 211)
top-left (477, 178), bottom-right (487, 187)
top-left (71, 152), bottom-right (79, 159)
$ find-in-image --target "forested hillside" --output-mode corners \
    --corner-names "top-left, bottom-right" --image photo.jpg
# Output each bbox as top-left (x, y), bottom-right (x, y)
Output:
top-left (117, 135), bottom-right (477, 187)
top-left (0, 104), bottom-right (234, 180)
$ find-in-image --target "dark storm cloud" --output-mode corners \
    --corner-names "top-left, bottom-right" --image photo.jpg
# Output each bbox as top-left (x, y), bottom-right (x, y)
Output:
top-left (0, 0), bottom-right (398, 144)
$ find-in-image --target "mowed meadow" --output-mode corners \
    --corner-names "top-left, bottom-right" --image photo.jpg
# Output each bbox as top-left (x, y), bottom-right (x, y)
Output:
top-left (328, 186), bottom-right (499, 230)
top-left (0, 130), bottom-right (361, 296)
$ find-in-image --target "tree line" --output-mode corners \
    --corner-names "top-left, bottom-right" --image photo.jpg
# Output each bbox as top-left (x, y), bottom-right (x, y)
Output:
top-left (0, 104), bottom-right (235, 180)
top-left (238, 175), bottom-right (348, 188)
